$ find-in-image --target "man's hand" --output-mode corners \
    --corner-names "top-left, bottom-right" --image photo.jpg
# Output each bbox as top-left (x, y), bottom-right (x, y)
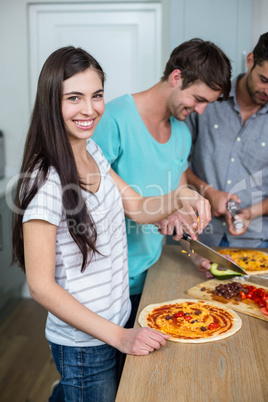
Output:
top-left (206, 188), bottom-right (241, 217)
top-left (226, 207), bottom-right (251, 236)
top-left (191, 253), bottom-right (213, 278)
top-left (178, 238), bottom-right (213, 278)
top-left (177, 187), bottom-right (211, 234)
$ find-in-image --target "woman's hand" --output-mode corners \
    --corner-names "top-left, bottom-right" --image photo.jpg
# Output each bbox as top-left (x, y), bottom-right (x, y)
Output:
top-left (156, 208), bottom-right (198, 240)
top-left (118, 327), bottom-right (169, 356)
top-left (110, 169), bottom-right (211, 228)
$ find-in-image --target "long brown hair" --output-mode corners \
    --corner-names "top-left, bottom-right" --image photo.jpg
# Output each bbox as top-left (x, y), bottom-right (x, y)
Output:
top-left (12, 46), bottom-right (105, 272)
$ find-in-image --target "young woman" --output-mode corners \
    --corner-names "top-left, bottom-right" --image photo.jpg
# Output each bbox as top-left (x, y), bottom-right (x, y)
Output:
top-left (12, 46), bottom-right (210, 401)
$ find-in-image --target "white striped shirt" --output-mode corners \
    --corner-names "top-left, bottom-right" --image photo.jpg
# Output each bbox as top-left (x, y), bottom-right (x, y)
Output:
top-left (23, 140), bottom-right (131, 346)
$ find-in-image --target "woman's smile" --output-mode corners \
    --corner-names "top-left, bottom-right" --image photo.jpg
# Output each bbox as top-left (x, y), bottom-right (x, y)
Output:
top-left (73, 119), bottom-right (95, 129)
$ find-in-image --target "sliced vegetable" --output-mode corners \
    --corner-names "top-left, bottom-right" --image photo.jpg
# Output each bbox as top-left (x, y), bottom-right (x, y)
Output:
top-left (175, 311), bottom-right (184, 318)
top-left (239, 291), bottom-right (246, 300)
top-left (210, 263), bottom-right (243, 280)
top-left (184, 315), bottom-right (193, 321)
top-left (260, 307), bottom-right (268, 316)
top-left (208, 323), bottom-right (220, 330)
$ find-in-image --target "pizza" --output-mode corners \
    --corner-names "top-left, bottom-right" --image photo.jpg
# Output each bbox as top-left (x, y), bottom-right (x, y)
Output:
top-left (138, 299), bottom-right (242, 343)
top-left (218, 249), bottom-right (268, 275)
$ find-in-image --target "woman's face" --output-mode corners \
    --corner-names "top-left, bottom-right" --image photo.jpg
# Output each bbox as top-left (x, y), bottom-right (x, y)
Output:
top-left (61, 68), bottom-right (105, 143)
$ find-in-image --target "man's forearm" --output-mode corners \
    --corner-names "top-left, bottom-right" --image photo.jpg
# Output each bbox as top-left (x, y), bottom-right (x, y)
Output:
top-left (249, 198), bottom-right (268, 220)
top-left (186, 167), bottom-right (212, 199)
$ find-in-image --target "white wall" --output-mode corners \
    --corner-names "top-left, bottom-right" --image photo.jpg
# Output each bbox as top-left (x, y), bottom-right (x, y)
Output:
top-left (0, 0), bottom-right (267, 176)
top-left (251, 0), bottom-right (268, 48)
top-left (0, 0), bottom-right (30, 177)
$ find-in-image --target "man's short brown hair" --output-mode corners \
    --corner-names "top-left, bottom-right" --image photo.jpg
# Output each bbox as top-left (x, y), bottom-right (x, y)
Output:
top-left (161, 38), bottom-right (231, 100)
top-left (252, 32), bottom-right (268, 68)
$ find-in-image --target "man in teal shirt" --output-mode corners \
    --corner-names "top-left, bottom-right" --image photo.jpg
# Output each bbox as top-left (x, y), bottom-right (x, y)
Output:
top-left (93, 38), bottom-right (231, 326)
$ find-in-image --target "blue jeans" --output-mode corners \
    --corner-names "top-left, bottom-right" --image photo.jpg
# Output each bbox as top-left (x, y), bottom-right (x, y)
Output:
top-left (48, 342), bottom-right (117, 402)
top-left (219, 234), bottom-right (268, 248)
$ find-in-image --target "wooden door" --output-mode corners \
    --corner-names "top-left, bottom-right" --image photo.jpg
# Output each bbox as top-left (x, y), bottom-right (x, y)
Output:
top-left (28, 2), bottom-right (162, 105)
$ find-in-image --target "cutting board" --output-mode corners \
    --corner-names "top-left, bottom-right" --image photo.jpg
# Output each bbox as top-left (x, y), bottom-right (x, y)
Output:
top-left (187, 279), bottom-right (268, 322)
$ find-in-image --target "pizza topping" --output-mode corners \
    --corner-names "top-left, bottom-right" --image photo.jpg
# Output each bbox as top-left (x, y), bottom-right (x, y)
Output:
top-left (184, 315), bottom-right (192, 321)
top-left (212, 282), bottom-right (268, 309)
top-left (260, 307), bottom-right (268, 316)
top-left (217, 249), bottom-right (268, 273)
top-left (208, 323), bottom-right (221, 330)
top-left (239, 291), bottom-right (246, 300)
top-left (242, 285), bottom-right (268, 308)
top-left (165, 315), bottom-right (172, 320)
top-left (213, 282), bottom-right (244, 299)
top-left (145, 301), bottom-right (235, 339)
top-left (175, 311), bottom-right (184, 317)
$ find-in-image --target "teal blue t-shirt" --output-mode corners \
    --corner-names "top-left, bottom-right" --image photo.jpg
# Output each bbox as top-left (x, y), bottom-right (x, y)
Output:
top-left (92, 94), bottom-right (191, 295)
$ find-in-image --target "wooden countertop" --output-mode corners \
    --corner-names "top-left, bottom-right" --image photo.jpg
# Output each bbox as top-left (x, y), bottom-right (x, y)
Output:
top-left (116, 245), bottom-right (268, 402)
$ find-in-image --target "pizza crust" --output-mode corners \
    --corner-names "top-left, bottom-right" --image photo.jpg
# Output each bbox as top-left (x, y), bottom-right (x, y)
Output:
top-left (138, 299), bottom-right (242, 343)
top-left (245, 269), bottom-right (268, 275)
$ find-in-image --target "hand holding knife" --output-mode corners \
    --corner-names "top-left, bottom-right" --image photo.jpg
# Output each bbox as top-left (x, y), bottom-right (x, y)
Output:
top-left (180, 232), bottom-right (245, 275)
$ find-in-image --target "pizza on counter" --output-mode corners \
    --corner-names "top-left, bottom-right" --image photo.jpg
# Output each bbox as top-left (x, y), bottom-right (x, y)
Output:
top-left (217, 249), bottom-right (268, 275)
top-left (138, 299), bottom-right (241, 343)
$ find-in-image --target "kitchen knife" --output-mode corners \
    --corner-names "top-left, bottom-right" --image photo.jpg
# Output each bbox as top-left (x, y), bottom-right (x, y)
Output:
top-left (181, 232), bottom-right (246, 275)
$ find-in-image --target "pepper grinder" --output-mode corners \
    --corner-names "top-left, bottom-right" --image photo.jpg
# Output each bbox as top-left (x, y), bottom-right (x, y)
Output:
top-left (226, 199), bottom-right (245, 232)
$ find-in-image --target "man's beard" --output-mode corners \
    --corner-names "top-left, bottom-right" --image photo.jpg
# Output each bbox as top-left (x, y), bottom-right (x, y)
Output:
top-left (246, 73), bottom-right (267, 106)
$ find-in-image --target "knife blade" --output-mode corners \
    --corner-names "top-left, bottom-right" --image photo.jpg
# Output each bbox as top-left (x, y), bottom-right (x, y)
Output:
top-left (181, 232), bottom-right (246, 275)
